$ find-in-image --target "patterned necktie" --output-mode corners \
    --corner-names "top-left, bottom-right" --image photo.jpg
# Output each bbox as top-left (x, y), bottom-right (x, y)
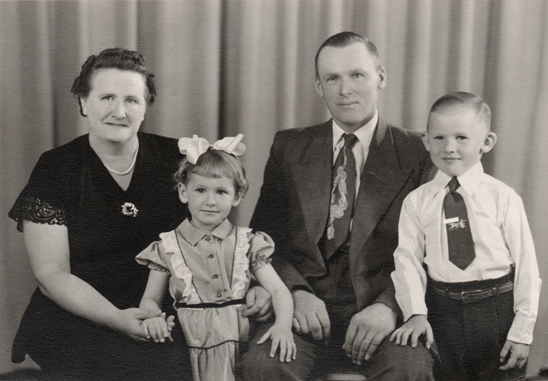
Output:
top-left (444, 177), bottom-right (476, 270)
top-left (325, 133), bottom-right (358, 259)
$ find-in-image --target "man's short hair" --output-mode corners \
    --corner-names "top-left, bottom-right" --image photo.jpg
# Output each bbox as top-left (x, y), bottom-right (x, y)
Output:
top-left (315, 31), bottom-right (382, 79)
top-left (430, 91), bottom-right (491, 130)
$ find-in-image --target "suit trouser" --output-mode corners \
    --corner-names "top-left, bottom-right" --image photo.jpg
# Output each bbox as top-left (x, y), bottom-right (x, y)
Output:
top-left (427, 277), bottom-right (525, 381)
top-left (238, 315), bottom-right (435, 381)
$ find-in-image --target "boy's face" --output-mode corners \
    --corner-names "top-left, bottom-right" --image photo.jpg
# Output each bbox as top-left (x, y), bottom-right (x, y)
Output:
top-left (178, 174), bottom-right (241, 233)
top-left (423, 109), bottom-right (497, 177)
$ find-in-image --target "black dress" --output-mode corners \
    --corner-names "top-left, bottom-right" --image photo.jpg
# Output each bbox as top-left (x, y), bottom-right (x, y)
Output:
top-left (9, 132), bottom-right (191, 381)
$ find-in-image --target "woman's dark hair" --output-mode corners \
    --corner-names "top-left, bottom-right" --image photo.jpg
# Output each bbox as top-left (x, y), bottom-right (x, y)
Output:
top-left (71, 48), bottom-right (156, 116)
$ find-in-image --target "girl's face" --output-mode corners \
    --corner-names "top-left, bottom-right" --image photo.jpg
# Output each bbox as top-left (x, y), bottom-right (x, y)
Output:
top-left (178, 174), bottom-right (241, 233)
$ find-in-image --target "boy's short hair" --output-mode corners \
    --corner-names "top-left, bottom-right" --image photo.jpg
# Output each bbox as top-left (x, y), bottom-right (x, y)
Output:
top-left (173, 149), bottom-right (249, 198)
top-left (429, 91), bottom-right (491, 130)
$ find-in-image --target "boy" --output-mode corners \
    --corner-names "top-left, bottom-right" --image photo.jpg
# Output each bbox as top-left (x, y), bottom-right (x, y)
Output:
top-left (389, 92), bottom-right (541, 380)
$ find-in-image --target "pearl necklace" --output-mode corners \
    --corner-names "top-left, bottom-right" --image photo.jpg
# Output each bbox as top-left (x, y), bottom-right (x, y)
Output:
top-left (103, 144), bottom-right (139, 176)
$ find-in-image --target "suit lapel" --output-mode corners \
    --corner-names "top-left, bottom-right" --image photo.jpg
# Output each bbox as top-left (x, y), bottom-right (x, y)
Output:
top-left (350, 120), bottom-right (413, 260)
top-left (292, 123), bottom-right (333, 246)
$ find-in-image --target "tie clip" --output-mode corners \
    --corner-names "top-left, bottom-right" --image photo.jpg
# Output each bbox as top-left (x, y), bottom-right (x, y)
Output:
top-left (444, 217), bottom-right (459, 224)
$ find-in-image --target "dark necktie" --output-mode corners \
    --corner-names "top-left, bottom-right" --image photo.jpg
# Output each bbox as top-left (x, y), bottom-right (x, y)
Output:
top-left (325, 133), bottom-right (358, 259)
top-left (444, 177), bottom-right (476, 270)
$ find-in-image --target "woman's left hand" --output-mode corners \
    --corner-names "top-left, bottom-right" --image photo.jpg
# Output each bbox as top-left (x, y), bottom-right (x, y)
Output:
top-left (243, 285), bottom-right (273, 322)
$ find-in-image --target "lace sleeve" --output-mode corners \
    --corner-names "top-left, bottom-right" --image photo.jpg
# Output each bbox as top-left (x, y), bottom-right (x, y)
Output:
top-left (10, 197), bottom-right (67, 232)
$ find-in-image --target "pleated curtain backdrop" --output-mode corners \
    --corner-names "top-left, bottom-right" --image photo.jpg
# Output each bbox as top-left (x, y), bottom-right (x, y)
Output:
top-left (1, 0), bottom-right (547, 375)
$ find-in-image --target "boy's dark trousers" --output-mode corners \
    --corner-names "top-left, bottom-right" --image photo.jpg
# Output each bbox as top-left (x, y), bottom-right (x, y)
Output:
top-left (427, 272), bottom-right (526, 381)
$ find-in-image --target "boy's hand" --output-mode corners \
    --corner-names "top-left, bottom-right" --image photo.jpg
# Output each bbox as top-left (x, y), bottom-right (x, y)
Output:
top-left (141, 312), bottom-right (173, 343)
top-left (257, 324), bottom-right (297, 363)
top-left (499, 340), bottom-right (529, 370)
top-left (389, 315), bottom-right (433, 349)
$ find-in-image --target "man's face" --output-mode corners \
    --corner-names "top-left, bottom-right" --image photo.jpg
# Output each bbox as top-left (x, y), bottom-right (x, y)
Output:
top-left (315, 42), bottom-right (386, 132)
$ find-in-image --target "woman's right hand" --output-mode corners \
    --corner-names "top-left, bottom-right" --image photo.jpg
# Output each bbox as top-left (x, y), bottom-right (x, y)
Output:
top-left (114, 308), bottom-right (164, 341)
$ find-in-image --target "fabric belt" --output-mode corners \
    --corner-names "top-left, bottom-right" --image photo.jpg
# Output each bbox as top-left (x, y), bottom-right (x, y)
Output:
top-left (176, 298), bottom-right (246, 309)
top-left (431, 281), bottom-right (513, 303)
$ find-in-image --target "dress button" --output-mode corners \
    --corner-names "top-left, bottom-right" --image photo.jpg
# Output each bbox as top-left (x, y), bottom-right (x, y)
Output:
top-left (213, 274), bottom-right (219, 279)
top-left (217, 293), bottom-right (222, 298)
top-left (205, 236), bottom-right (211, 241)
top-left (208, 254), bottom-right (214, 259)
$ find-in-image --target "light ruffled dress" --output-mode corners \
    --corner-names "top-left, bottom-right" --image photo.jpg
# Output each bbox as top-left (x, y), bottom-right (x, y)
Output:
top-left (136, 219), bottom-right (274, 381)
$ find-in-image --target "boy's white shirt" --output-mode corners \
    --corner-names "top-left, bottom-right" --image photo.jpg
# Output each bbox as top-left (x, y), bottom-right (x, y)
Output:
top-left (391, 161), bottom-right (541, 344)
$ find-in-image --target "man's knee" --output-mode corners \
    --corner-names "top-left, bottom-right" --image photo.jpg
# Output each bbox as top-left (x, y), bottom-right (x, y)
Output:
top-left (365, 339), bottom-right (435, 381)
top-left (239, 324), bottom-right (316, 381)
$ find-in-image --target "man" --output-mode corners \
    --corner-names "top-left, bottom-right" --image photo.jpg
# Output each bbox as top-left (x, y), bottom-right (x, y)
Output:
top-left (241, 32), bottom-right (434, 380)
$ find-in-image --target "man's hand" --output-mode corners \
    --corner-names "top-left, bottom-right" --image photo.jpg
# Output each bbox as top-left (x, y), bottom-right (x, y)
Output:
top-left (343, 303), bottom-right (397, 365)
top-left (243, 285), bottom-right (274, 322)
top-left (499, 340), bottom-right (529, 370)
top-left (291, 289), bottom-right (330, 340)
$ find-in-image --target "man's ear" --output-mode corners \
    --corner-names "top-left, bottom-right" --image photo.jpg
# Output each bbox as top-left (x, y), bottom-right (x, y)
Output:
top-left (481, 131), bottom-right (497, 154)
top-left (178, 183), bottom-right (188, 204)
top-left (377, 66), bottom-right (387, 90)
top-left (315, 77), bottom-right (324, 98)
top-left (421, 132), bottom-right (431, 152)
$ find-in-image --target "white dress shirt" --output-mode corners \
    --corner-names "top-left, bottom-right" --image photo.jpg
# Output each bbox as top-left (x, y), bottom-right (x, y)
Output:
top-left (391, 161), bottom-right (541, 344)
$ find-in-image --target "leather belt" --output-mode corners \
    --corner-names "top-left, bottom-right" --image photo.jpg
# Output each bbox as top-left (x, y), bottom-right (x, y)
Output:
top-left (432, 281), bottom-right (513, 303)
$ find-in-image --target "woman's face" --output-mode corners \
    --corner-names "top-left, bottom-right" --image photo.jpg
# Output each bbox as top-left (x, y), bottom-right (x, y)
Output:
top-left (81, 68), bottom-right (147, 145)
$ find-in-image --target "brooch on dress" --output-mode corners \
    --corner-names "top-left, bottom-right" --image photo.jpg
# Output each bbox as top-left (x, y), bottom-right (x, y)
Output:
top-left (121, 202), bottom-right (138, 217)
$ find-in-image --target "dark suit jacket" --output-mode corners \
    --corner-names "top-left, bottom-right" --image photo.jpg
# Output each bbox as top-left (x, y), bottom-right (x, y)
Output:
top-left (251, 119), bottom-right (433, 314)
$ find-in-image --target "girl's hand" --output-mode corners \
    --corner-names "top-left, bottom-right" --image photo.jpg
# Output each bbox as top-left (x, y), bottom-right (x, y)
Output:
top-left (140, 312), bottom-right (173, 343)
top-left (257, 324), bottom-right (297, 362)
top-left (389, 315), bottom-right (433, 349)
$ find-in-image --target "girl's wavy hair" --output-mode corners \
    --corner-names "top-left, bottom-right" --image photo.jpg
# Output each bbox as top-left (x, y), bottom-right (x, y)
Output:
top-left (71, 47), bottom-right (156, 117)
top-left (173, 149), bottom-right (249, 199)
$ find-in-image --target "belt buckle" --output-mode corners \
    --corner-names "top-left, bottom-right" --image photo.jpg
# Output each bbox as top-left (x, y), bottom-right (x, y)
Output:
top-left (460, 289), bottom-right (486, 303)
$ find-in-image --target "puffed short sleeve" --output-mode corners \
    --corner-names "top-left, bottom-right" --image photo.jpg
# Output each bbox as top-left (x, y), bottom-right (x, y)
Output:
top-left (248, 231), bottom-right (274, 273)
top-left (135, 240), bottom-right (170, 273)
top-left (8, 151), bottom-right (71, 232)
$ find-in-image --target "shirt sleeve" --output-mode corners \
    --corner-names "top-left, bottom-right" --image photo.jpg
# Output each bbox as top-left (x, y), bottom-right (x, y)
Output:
top-left (135, 240), bottom-right (170, 273)
top-left (391, 193), bottom-right (429, 322)
top-left (248, 231), bottom-right (274, 273)
top-left (502, 191), bottom-right (541, 344)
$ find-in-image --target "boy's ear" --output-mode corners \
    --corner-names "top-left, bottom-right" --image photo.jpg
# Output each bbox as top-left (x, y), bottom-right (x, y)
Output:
top-left (178, 183), bottom-right (188, 204)
top-left (421, 132), bottom-right (431, 152)
top-left (481, 131), bottom-right (497, 154)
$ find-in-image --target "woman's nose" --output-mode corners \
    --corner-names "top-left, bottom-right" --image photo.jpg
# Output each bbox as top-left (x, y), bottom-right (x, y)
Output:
top-left (111, 101), bottom-right (126, 119)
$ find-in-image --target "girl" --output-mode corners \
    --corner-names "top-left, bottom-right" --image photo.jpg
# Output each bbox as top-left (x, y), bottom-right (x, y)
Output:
top-left (136, 134), bottom-right (296, 381)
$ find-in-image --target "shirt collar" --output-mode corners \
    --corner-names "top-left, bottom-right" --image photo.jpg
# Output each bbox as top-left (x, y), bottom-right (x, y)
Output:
top-left (332, 111), bottom-right (378, 150)
top-left (430, 161), bottom-right (485, 197)
top-left (178, 218), bottom-right (234, 246)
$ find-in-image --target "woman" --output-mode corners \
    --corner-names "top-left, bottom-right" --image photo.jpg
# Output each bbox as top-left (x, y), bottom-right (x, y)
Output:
top-left (8, 48), bottom-right (269, 381)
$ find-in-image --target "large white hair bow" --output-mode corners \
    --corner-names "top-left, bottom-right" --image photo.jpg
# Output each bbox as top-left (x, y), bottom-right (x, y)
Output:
top-left (178, 134), bottom-right (246, 164)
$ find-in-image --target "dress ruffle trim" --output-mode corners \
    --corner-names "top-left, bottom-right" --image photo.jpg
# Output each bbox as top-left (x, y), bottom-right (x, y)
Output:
top-left (161, 231), bottom-right (201, 305)
top-left (231, 227), bottom-right (252, 299)
top-left (10, 197), bottom-right (67, 232)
